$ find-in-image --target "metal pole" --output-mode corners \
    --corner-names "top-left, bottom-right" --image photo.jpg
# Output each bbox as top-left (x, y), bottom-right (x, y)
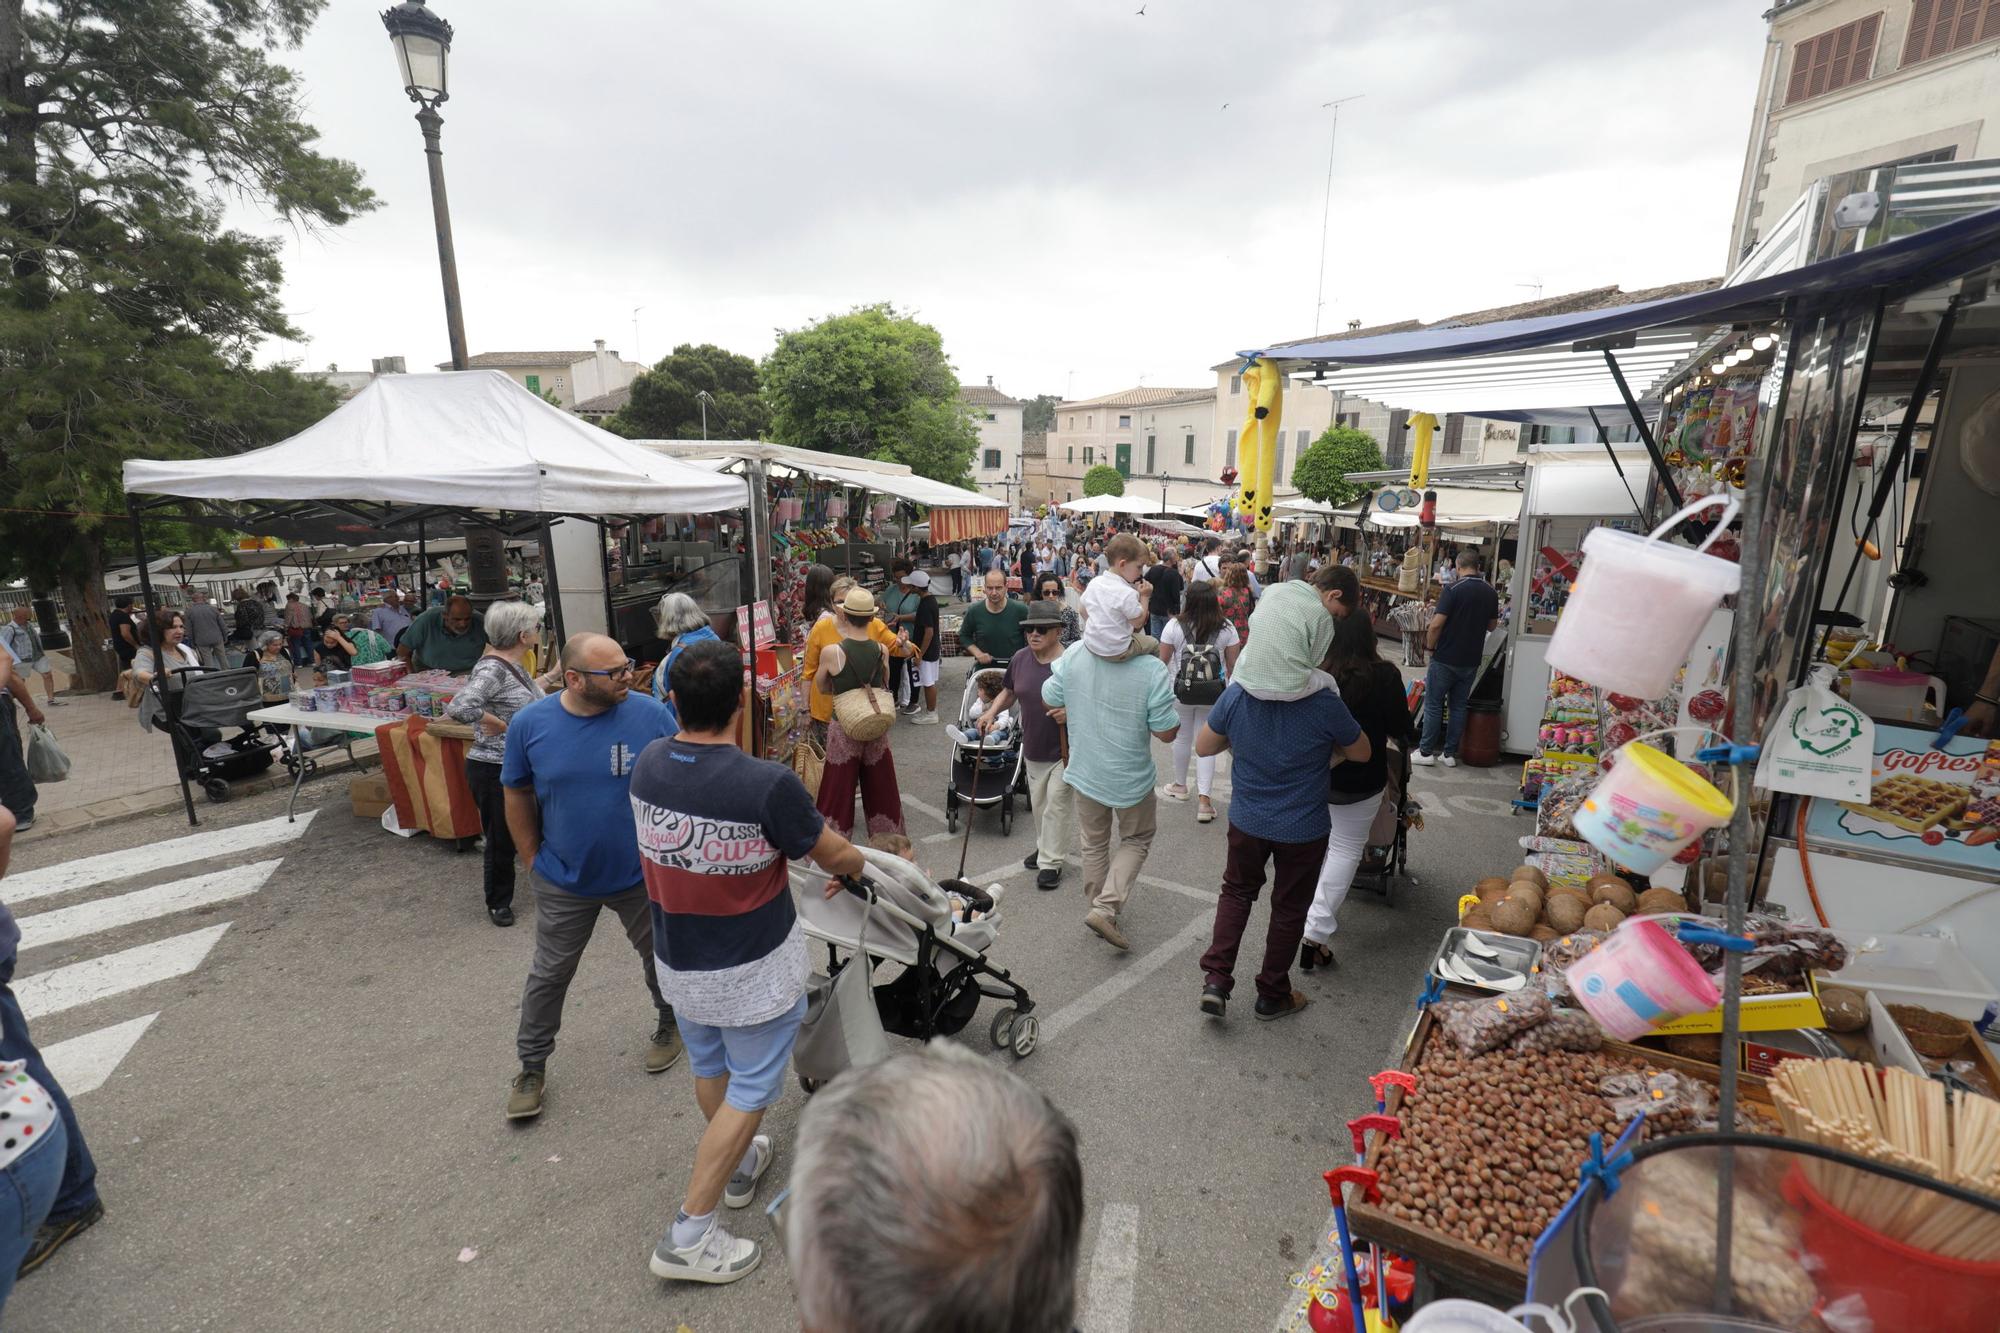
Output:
top-left (127, 497), bottom-right (197, 826)
top-left (1313, 94), bottom-right (1363, 337)
top-left (1603, 349), bottom-right (1684, 511)
top-left (539, 518), bottom-right (566, 649)
top-left (596, 519), bottom-right (617, 646)
top-left (416, 517), bottom-right (428, 606)
top-left (417, 104), bottom-right (468, 372)
top-left (745, 459), bottom-right (772, 611)
top-left (1586, 406), bottom-right (1646, 520)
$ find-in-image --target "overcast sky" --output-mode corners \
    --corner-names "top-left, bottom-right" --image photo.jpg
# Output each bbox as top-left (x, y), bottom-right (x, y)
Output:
top-left (250, 0), bottom-right (1770, 403)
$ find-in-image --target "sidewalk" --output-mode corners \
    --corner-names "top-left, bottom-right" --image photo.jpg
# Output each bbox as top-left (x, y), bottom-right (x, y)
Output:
top-left (12, 652), bottom-right (372, 840)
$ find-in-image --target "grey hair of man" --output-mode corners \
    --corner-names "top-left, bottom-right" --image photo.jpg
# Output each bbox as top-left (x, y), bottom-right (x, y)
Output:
top-left (651, 590), bottom-right (709, 639)
top-left (786, 1042), bottom-right (1083, 1333)
top-left (482, 598), bottom-right (543, 649)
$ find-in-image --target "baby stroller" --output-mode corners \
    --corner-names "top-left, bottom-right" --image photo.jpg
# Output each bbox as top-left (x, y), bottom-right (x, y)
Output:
top-left (1351, 735), bottom-right (1420, 903)
top-left (157, 666), bottom-right (283, 804)
top-left (942, 669), bottom-right (1027, 834)
top-left (796, 847), bottom-right (1040, 1091)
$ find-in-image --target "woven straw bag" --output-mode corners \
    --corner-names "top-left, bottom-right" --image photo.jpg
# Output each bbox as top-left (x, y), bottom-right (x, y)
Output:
top-left (833, 685), bottom-right (896, 743)
top-left (791, 734), bottom-right (825, 797)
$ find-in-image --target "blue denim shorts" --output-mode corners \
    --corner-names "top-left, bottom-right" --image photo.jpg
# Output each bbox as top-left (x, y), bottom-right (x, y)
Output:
top-left (674, 995), bottom-right (809, 1113)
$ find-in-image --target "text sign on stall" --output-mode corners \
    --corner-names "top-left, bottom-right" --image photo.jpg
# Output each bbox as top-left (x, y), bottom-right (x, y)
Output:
top-left (736, 601), bottom-right (777, 689)
top-left (1805, 723), bottom-right (2000, 874)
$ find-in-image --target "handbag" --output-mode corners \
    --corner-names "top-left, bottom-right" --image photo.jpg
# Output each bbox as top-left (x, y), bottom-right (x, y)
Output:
top-left (25, 723), bottom-right (71, 783)
top-left (830, 646), bottom-right (896, 742)
top-left (120, 670), bottom-right (142, 708)
top-left (790, 734), bottom-right (825, 798)
top-left (792, 883), bottom-right (890, 1084)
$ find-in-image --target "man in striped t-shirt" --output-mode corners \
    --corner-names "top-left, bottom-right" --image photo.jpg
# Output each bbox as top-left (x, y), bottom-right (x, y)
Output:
top-left (630, 639), bottom-right (863, 1287)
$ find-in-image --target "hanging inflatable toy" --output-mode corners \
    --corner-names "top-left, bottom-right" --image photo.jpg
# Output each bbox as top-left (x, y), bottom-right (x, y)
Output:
top-left (1232, 357), bottom-right (1285, 534)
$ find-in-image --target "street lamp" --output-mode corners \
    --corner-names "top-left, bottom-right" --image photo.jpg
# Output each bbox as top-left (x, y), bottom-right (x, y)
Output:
top-left (382, 0), bottom-right (468, 372)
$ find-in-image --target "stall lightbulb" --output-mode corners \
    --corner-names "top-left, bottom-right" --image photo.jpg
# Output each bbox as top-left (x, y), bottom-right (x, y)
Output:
top-left (1709, 361), bottom-right (1728, 375)
top-left (1751, 335), bottom-right (1774, 352)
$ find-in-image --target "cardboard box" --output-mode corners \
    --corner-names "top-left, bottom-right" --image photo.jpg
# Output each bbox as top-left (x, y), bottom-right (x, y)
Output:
top-left (1649, 971), bottom-right (1827, 1036)
top-left (350, 773), bottom-right (392, 819)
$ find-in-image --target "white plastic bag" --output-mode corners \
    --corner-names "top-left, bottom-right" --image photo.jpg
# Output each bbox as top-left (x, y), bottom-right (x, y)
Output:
top-left (1755, 666), bottom-right (1873, 801)
top-left (25, 723), bottom-right (70, 783)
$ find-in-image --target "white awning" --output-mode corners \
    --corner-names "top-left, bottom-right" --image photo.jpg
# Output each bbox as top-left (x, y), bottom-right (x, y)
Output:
top-left (1056, 494), bottom-right (1171, 515)
top-left (1281, 328), bottom-right (1700, 415)
top-left (631, 439), bottom-right (1003, 511)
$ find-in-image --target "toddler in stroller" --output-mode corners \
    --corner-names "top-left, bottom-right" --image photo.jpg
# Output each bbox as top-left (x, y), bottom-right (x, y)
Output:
top-left (941, 669), bottom-right (1026, 834)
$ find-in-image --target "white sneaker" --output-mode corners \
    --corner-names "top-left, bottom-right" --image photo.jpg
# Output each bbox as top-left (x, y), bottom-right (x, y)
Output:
top-left (650, 1216), bottom-right (762, 1284)
top-left (1439, 754), bottom-right (1459, 768)
top-left (911, 712), bottom-right (939, 726)
top-left (1410, 751), bottom-right (1437, 767)
top-left (723, 1135), bottom-right (773, 1209)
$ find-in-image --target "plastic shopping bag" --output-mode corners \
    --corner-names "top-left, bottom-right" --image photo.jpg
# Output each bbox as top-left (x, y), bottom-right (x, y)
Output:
top-left (1755, 667), bottom-right (1872, 801)
top-left (25, 723), bottom-right (71, 783)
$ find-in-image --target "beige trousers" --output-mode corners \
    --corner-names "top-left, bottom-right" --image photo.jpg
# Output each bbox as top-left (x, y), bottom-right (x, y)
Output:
top-left (1074, 789), bottom-right (1158, 916)
top-left (1025, 756), bottom-right (1078, 871)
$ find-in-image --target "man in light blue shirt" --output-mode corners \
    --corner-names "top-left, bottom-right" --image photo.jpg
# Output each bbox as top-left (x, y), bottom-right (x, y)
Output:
top-left (368, 588), bottom-right (414, 646)
top-left (1041, 617), bottom-right (1179, 952)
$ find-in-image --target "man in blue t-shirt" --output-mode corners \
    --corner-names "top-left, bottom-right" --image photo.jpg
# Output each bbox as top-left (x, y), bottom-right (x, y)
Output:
top-left (1193, 679), bottom-right (1371, 1021)
top-left (499, 632), bottom-right (680, 1121)
top-left (633, 639), bottom-right (864, 1285)
top-left (1415, 549), bottom-right (1501, 767)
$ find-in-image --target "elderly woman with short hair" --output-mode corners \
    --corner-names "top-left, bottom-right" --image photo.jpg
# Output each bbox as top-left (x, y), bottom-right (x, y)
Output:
top-left (446, 600), bottom-right (557, 927)
top-left (648, 592), bottom-right (720, 731)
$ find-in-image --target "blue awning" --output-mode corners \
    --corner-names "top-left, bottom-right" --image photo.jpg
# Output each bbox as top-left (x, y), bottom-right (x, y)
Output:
top-left (1247, 203), bottom-right (2000, 369)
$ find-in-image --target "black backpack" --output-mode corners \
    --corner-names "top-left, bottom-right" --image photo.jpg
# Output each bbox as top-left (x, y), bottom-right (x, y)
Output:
top-left (1173, 630), bottom-right (1226, 705)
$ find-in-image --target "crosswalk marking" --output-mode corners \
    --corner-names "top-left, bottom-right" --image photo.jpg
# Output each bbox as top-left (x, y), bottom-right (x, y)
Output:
top-left (16, 861), bottom-right (280, 951)
top-left (1081, 1203), bottom-right (1141, 1333)
top-left (41, 1014), bottom-right (159, 1097)
top-left (17, 924), bottom-right (231, 1020)
top-left (5, 811), bottom-right (315, 904)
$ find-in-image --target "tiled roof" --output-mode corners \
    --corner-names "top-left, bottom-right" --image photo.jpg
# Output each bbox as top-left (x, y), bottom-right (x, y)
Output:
top-left (1056, 386), bottom-right (1208, 410)
top-left (572, 385), bottom-right (631, 415)
top-left (960, 383), bottom-right (1021, 407)
top-left (441, 350), bottom-right (599, 370)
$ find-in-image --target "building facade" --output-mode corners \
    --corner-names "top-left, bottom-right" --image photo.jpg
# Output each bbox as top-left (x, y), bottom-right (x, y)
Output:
top-left (1046, 387), bottom-right (1211, 507)
top-left (438, 339), bottom-right (643, 408)
top-left (1730, 0), bottom-right (2000, 262)
top-left (961, 379), bottom-right (1026, 505)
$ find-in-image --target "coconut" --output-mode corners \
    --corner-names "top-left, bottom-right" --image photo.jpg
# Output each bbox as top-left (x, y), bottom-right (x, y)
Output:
top-left (1583, 903), bottom-right (1627, 933)
top-left (1491, 897), bottom-right (1537, 937)
top-left (1590, 880), bottom-right (1639, 915)
top-left (1475, 877), bottom-right (1512, 905)
top-left (1511, 866), bottom-right (1550, 891)
top-left (1529, 923), bottom-right (1561, 943)
top-left (1460, 906), bottom-right (1495, 932)
top-left (1544, 893), bottom-right (1589, 933)
top-left (1636, 888), bottom-right (1689, 916)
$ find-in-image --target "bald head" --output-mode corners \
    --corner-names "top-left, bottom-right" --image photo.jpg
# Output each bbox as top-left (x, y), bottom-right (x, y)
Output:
top-left (560, 632), bottom-right (618, 673)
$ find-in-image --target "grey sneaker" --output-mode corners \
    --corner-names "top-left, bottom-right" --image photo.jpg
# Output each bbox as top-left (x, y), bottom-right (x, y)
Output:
top-left (506, 1067), bottom-right (545, 1120)
top-left (723, 1134), bottom-right (772, 1209)
top-left (650, 1217), bottom-right (762, 1285)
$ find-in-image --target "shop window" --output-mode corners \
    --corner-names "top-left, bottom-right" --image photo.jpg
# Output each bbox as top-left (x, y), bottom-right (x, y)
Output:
top-left (983, 448), bottom-right (1001, 469)
top-left (1184, 433), bottom-right (1196, 465)
top-left (1785, 12), bottom-right (1881, 103)
top-left (1902, 0), bottom-right (2000, 67)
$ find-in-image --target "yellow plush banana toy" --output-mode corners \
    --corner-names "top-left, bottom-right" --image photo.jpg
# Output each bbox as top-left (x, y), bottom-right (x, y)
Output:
top-left (1233, 358), bottom-right (1284, 532)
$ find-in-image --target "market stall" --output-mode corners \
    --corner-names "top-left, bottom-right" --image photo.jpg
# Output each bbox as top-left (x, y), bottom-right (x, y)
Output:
top-left (121, 370), bottom-right (748, 825)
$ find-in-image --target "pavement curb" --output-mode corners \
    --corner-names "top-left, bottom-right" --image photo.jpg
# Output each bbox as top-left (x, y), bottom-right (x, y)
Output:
top-left (17, 747), bottom-right (373, 842)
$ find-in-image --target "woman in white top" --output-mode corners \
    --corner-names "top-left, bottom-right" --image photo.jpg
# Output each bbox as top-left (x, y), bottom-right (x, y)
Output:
top-left (1155, 582), bottom-right (1241, 824)
top-left (131, 609), bottom-right (213, 743)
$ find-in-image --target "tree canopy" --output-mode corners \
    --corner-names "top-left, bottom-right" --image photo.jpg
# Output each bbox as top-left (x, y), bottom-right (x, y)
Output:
top-left (0, 0), bottom-right (373, 684)
top-left (1022, 393), bottom-right (1060, 434)
top-left (1082, 464), bottom-right (1125, 497)
top-left (606, 342), bottom-right (769, 441)
top-left (1291, 425), bottom-right (1387, 506)
top-left (760, 303), bottom-right (979, 485)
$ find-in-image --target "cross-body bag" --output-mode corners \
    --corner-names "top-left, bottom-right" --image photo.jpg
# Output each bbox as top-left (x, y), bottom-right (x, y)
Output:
top-left (831, 645), bottom-right (896, 742)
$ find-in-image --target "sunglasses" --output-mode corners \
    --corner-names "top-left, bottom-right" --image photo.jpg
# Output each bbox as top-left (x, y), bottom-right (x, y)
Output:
top-left (1024, 624), bottom-right (1059, 635)
top-left (575, 660), bottom-right (639, 679)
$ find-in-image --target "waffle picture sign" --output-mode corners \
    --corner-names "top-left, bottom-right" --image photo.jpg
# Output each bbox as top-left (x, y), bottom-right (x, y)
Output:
top-left (1807, 723), bottom-right (2000, 873)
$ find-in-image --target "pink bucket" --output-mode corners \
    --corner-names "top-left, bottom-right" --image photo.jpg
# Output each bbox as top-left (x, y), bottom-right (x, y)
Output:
top-left (1565, 917), bottom-right (1720, 1040)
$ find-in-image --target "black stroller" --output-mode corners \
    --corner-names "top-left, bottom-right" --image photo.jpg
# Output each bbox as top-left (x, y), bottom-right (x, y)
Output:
top-left (1350, 736), bottom-right (1420, 903)
top-left (156, 666), bottom-right (283, 803)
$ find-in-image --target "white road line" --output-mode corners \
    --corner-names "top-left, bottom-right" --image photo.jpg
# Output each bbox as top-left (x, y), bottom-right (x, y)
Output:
top-left (16, 924), bottom-right (231, 1020)
top-left (920, 831), bottom-right (959, 844)
top-left (1137, 875), bottom-right (1217, 902)
top-left (17, 860), bottom-right (280, 951)
top-left (1080, 1202), bottom-right (1141, 1333)
top-left (5, 811), bottom-right (315, 904)
top-left (900, 796), bottom-right (948, 825)
top-left (41, 1014), bottom-right (159, 1096)
top-left (1040, 911), bottom-right (1211, 1042)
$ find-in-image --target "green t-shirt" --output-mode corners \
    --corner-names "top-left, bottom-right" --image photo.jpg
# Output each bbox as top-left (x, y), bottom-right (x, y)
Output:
top-left (402, 606), bottom-right (488, 672)
top-left (1041, 650), bottom-right (1178, 808)
top-left (958, 598), bottom-right (1029, 662)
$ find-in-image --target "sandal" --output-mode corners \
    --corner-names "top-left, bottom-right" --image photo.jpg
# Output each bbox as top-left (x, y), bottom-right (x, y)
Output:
top-left (1160, 784), bottom-right (1189, 802)
top-left (1299, 940), bottom-right (1335, 972)
top-left (1196, 799), bottom-right (1215, 824)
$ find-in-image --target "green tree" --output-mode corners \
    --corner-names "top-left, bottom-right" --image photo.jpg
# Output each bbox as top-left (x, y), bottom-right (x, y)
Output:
top-left (1022, 393), bottom-right (1060, 434)
top-left (1291, 425), bottom-right (1387, 506)
top-left (607, 342), bottom-right (769, 441)
top-left (1082, 464), bottom-right (1125, 498)
top-left (0, 0), bottom-right (371, 688)
top-left (760, 303), bottom-right (979, 485)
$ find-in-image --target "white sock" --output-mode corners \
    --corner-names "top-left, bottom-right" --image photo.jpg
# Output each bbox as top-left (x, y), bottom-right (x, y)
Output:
top-left (673, 1208), bottom-right (714, 1249)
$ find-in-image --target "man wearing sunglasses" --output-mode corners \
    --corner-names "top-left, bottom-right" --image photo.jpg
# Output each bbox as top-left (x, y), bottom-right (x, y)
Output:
top-left (499, 632), bottom-right (681, 1122)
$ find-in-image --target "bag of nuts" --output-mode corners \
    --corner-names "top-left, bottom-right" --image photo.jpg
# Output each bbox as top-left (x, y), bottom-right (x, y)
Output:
top-left (1435, 989), bottom-right (1553, 1055)
top-left (1504, 1008), bottom-right (1604, 1054)
top-left (1598, 1069), bottom-right (1714, 1135)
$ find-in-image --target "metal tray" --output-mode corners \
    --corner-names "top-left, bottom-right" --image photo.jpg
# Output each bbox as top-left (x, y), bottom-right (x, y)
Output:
top-left (1428, 927), bottom-right (1542, 993)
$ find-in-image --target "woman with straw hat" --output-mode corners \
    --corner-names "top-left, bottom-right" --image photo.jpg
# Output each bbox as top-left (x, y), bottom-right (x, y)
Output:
top-left (812, 586), bottom-right (906, 837)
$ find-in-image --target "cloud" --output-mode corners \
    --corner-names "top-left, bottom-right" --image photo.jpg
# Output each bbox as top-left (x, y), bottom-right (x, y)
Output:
top-left (248, 0), bottom-right (1768, 401)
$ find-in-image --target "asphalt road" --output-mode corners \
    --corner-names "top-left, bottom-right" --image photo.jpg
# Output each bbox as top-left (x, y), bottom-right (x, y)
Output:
top-left (3, 654), bottom-right (1530, 1332)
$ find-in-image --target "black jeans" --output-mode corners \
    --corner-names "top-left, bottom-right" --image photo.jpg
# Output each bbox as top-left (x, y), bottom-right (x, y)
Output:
top-left (464, 758), bottom-right (516, 910)
top-left (0, 696), bottom-right (35, 821)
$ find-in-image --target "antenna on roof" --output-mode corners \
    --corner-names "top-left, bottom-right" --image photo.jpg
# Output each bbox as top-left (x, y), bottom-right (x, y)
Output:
top-left (1313, 93), bottom-right (1365, 337)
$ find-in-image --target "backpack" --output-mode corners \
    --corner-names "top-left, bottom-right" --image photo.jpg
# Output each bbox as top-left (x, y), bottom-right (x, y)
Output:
top-left (1173, 629), bottom-right (1226, 705)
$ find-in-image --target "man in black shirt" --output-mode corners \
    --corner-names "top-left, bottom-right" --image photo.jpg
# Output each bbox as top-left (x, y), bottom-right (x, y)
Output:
top-left (1414, 550), bottom-right (1500, 767)
top-left (1144, 550), bottom-right (1184, 639)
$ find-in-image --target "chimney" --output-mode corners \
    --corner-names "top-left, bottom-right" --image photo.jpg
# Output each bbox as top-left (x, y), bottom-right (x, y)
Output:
top-left (595, 339), bottom-right (606, 353)
top-left (1347, 319), bottom-right (1362, 331)
top-left (372, 356), bottom-right (406, 375)
top-left (986, 374), bottom-right (993, 386)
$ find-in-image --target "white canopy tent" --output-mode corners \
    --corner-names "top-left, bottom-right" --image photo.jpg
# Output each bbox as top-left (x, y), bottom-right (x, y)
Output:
top-left (1055, 494), bottom-right (1172, 516)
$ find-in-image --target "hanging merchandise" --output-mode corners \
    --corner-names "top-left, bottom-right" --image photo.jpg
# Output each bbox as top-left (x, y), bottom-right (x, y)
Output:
top-left (1232, 357), bottom-right (1285, 533)
top-left (1754, 666), bottom-right (1873, 801)
top-left (1544, 494), bottom-right (1742, 699)
top-left (1565, 915), bottom-right (1723, 1040)
top-left (1571, 741), bottom-right (1734, 874)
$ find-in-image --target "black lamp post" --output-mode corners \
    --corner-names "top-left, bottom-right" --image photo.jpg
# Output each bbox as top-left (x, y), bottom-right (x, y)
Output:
top-left (382, 0), bottom-right (467, 372)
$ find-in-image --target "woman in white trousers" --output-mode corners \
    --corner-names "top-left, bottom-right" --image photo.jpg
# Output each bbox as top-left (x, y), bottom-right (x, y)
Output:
top-left (1155, 584), bottom-right (1240, 825)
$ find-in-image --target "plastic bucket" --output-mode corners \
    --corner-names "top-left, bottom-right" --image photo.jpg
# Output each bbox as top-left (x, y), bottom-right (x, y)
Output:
top-left (1847, 668), bottom-right (1946, 723)
top-left (1783, 1165), bottom-right (2000, 1330)
top-left (1572, 741), bottom-right (1733, 874)
top-left (1566, 916), bottom-right (1721, 1040)
top-left (1545, 494), bottom-right (1742, 698)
